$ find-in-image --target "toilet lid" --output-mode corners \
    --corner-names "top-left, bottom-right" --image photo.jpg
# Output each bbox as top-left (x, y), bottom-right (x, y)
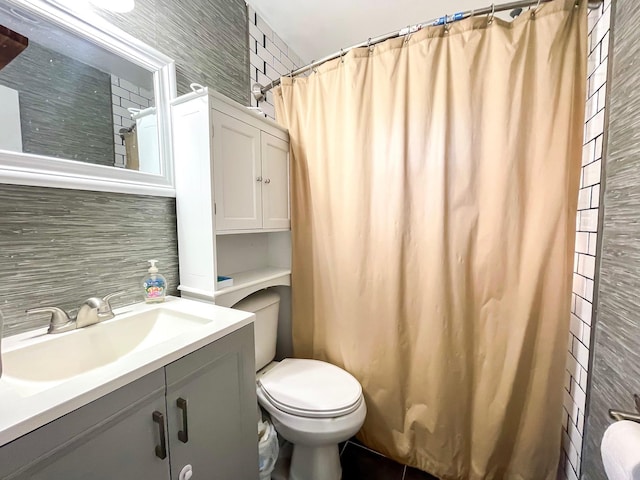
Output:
top-left (258, 359), bottom-right (363, 419)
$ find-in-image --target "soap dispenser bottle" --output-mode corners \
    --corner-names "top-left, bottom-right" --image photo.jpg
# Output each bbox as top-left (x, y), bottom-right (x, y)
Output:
top-left (142, 259), bottom-right (167, 303)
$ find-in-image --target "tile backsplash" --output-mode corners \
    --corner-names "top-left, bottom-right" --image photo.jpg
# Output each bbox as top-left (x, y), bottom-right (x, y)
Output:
top-left (0, 185), bottom-right (178, 337)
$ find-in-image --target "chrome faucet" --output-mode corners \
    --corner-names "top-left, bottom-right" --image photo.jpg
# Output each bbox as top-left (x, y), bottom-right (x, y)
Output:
top-left (26, 292), bottom-right (125, 334)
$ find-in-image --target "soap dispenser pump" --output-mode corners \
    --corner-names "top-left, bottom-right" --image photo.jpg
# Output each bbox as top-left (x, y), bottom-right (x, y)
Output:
top-left (143, 259), bottom-right (167, 303)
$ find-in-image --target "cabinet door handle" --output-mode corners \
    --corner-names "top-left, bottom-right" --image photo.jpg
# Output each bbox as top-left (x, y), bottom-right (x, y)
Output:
top-left (152, 411), bottom-right (167, 459)
top-left (177, 397), bottom-right (189, 443)
top-left (256, 176), bottom-right (262, 182)
top-left (264, 178), bottom-right (271, 184)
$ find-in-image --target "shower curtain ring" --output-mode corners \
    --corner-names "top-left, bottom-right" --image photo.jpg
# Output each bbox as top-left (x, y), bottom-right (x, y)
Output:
top-left (532, 0), bottom-right (541, 17)
top-left (340, 48), bottom-right (345, 63)
top-left (488, 4), bottom-right (495, 24)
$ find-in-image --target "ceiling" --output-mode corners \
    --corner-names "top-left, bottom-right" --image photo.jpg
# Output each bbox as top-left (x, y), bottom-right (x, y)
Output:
top-left (246, 0), bottom-right (510, 63)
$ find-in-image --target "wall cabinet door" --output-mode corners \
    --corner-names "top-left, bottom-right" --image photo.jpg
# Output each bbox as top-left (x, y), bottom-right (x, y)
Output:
top-left (261, 132), bottom-right (290, 229)
top-left (213, 111), bottom-right (262, 231)
top-left (165, 325), bottom-right (259, 480)
top-left (0, 371), bottom-right (170, 480)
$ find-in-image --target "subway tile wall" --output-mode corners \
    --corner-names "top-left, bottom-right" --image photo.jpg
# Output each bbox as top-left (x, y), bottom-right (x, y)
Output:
top-left (111, 75), bottom-right (154, 168)
top-left (247, 5), bottom-right (304, 119)
top-left (559, 2), bottom-right (611, 479)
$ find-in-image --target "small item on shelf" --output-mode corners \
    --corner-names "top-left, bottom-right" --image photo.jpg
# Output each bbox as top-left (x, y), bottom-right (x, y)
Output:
top-left (143, 259), bottom-right (167, 303)
top-left (217, 275), bottom-right (234, 289)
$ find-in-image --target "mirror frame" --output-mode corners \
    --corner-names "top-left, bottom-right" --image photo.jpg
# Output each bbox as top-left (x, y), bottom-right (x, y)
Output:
top-left (0, 0), bottom-right (177, 197)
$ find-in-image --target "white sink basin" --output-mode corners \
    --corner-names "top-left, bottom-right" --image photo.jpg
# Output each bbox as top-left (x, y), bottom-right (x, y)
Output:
top-left (0, 297), bottom-right (254, 446)
top-left (2, 308), bottom-right (209, 392)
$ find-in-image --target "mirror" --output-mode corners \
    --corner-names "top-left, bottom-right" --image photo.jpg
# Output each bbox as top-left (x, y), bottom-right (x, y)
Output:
top-left (0, 0), bottom-right (176, 196)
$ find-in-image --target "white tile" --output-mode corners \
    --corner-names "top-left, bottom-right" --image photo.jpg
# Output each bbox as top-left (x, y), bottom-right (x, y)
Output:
top-left (273, 33), bottom-right (288, 56)
top-left (265, 63), bottom-right (280, 81)
top-left (575, 296), bottom-right (593, 325)
top-left (261, 102), bottom-right (275, 120)
top-left (129, 93), bottom-right (149, 107)
top-left (578, 254), bottom-right (596, 279)
top-left (601, 31), bottom-right (610, 61)
top-left (250, 50), bottom-right (263, 73)
top-left (585, 110), bottom-right (605, 142)
top-left (597, 86), bottom-right (607, 112)
top-left (256, 42), bottom-right (272, 64)
top-left (573, 337), bottom-right (590, 369)
top-left (594, 135), bottom-right (604, 160)
top-left (280, 54), bottom-right (294, 71)
top-left (249, 22), bottom-right (263, 45)
top-left (272, 57), bottom-right (289, 77)
top-left (265, 38), bottom-right (281, 60)
top-left (571, 379), bottom-right (587, 410)
top-left (115, 144), bottom-right (126, 155)
top-left (566, 351), bottom-right (580, 378)
top-left (591, 184), bottom-right (601, 208)
top-left (256, 14), bottom-right (273, 40)
top-left (111, 84), bottom-right (130, 99)
top-left (589, 233), bottom-right (598, 256)
top-left (587, 48), bottom-right (600, 77)
top-left (570, 312), bottom-right (583, 338)
top-left (582, 324), bottom-right (592, 347)
top-left (583, 160), bottom-right (601, 187)
top-left (577, 187), bottom-right (591, 210)
top-left (582, 139), bottom-right (595, 166)
top-left (579, 209), bottom-right (599, 233)
top-left (585, 278), bottom-right (594, 302)
top-left (139, 87), bottom-right (154, 100)
top-left (119, 78), bottom-right (140, 94)
top-left (591, 59), bottom-right (608, 95)
top-left (575, 232), bottom-right (589, 254)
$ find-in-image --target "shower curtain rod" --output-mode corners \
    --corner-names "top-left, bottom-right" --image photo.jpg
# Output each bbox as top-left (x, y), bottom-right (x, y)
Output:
top-left (251, 0), bottom-right (603, 102)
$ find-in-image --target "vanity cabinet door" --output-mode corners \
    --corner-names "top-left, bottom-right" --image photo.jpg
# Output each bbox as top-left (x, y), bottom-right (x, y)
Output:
top-left (261, 132), bottom-right (290, 230)
top-left (165, 325), bottom-right (258, 480)
top-left (213, 110), bottom-right (263, 231)
top-left (0, 370), bottom-right (170, 480)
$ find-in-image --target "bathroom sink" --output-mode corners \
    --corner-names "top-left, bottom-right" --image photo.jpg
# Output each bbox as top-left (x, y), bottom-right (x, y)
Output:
top-left (0, 297), bottom-right (254, 446)
top-left (2, 307), bottom-right (209, 391)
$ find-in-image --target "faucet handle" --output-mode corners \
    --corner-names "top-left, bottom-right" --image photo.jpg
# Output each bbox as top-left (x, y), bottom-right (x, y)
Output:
top-left (101, 291), bottom-right (126, 314)
top-left (26, 306), bottom-right (75, 334)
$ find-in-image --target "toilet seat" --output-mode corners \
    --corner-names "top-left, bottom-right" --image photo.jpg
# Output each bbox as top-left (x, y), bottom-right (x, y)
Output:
top-left (258, 359), bottom-right (363, 419)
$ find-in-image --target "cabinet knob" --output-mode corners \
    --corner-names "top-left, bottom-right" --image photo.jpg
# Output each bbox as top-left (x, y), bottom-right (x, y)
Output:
top-left (264, 178), bottom-right (271, 184)
top-left (256, 176), bottom-right (262, 182)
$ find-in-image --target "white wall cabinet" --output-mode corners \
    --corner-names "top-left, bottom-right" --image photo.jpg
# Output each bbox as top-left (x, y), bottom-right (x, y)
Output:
top-left (172, 89), bottom-right (291, 305)
top-left (212, 111), bottom-right (290, 232)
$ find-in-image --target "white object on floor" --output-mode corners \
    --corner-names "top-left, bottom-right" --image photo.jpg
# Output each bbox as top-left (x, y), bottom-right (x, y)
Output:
top-left (602, 420), bottom-right (640, 480)
top-left (258, 417), bottom-right (279, 480)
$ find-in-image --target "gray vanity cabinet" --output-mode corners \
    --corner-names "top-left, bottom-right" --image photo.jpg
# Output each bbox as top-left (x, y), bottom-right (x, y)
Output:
top-left (165, 324), bottom-right (259, 480)
top-left (0, 326), bottom-right (258, 480)
top-left (0, 370), bottom-right (170, 480)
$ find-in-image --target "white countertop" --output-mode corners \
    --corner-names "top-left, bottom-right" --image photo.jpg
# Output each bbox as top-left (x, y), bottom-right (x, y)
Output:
top-left (0, 297), bottom-right (254, 447)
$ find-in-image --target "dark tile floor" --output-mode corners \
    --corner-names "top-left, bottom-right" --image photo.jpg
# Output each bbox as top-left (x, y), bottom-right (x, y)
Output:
top-left (340, 441), bottom-right (439, 480)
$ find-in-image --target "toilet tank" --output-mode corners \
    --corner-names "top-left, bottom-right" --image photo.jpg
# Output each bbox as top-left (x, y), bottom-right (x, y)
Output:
top-left (233, 290), bottom-right (280, 371)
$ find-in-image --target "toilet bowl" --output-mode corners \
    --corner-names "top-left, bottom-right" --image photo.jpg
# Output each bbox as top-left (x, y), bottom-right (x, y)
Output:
top-left (233, 291), bottom-right (367, 480)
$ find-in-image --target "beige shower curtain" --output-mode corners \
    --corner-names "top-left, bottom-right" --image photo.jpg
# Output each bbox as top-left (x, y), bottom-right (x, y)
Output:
top-left (274, 0), bottom-right (586, 478)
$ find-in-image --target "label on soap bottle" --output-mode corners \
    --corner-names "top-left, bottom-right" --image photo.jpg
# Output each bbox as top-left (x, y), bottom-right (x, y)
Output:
top-left (144, 278), bottom-right (166, 298)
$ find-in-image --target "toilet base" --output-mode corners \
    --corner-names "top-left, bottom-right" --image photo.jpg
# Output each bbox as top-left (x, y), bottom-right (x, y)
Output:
top-left (289, 444), bottom-right (341, 480)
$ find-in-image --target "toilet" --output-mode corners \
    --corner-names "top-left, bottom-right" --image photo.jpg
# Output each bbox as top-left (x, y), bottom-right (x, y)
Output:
top-left (234, 290), bottom-right (366, 480)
